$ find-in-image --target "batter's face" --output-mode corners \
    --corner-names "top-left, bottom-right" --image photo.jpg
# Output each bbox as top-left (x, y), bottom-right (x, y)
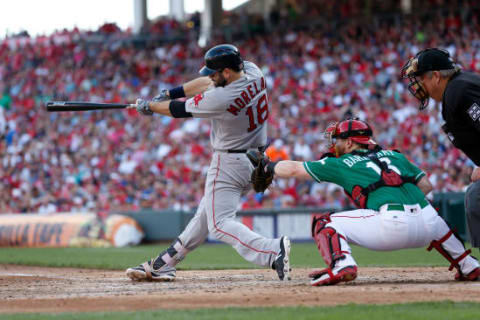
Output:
top-left (209, 70), bottom-right (228, 87)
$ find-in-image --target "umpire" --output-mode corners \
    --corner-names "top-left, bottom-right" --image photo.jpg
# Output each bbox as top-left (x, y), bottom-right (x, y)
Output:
top-left (402, 48), bottom-right (480, 247)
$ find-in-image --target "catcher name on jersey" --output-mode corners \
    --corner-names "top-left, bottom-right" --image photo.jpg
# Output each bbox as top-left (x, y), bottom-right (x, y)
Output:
top-left (303, 149), bottom-right (428, 210)
top-left (341, 149), bottom-right (395, 167)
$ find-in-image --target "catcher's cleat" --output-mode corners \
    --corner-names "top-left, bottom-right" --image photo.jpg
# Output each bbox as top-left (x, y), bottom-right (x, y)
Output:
top-left (309, 265), bottom-right (357, 286)
top-left (126, 259), bottom-right (176, 282)
top-left (455, 267), bottom-right (480, 281)
top-left (273, 236), bottom-right (291, 281)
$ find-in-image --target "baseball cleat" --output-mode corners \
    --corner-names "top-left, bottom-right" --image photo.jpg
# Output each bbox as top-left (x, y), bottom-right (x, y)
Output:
top-left (309, 265), bottom-right (357, 286)
top-left (126, 259), bottom-right (176, 282)
top-left (274, 236), bottom-right (291, 281)
top-left (455, 267), bottom-right (480, 281)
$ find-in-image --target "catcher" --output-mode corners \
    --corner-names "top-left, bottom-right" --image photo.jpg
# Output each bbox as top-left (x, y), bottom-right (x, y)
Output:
top-left (248, 118), bottom-right (480, 286)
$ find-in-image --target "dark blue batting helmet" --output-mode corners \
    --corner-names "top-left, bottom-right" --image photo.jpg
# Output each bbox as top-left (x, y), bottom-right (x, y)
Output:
top-left (199, 44), bottom-right (244, 76)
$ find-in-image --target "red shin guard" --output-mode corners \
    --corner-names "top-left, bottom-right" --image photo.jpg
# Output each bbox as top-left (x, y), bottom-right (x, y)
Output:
top-left (312, 213), bottom-right (347, 268)
top-left (427, 230), bottom-right (471, 273)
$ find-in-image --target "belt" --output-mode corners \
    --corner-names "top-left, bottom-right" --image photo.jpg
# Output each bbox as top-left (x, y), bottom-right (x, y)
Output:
top-left (226, 149), bottom-right (248, 153)
top-left (386, 204), bottom-right (405, 211)
top-left (215, 146), bottom-right (266, 154)
top-left (386, 201), bottom-right (428, 212)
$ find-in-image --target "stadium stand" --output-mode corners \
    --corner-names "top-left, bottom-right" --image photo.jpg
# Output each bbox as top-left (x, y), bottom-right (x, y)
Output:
top-left (0, 1), bottom-right (479, 213)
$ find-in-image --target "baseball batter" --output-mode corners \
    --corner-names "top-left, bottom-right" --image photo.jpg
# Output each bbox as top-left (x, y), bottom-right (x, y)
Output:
top-left (249, 119), bottom-right (479, 286)
top-left (126, 44), bottom-right (290, 282)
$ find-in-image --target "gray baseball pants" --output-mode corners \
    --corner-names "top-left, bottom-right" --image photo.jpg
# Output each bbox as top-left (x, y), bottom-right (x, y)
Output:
top-left (178, 151), bottom-right (280, 267)
top-left (465, 180), bottom-right (480, 248)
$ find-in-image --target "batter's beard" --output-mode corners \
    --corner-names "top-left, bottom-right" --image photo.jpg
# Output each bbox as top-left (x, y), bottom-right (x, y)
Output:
top-left (214, 74), bottom-right (227, 87)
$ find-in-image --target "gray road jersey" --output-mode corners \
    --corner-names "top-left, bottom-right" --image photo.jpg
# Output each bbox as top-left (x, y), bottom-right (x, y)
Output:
top-left (185, 61), bottom-right (269, 150)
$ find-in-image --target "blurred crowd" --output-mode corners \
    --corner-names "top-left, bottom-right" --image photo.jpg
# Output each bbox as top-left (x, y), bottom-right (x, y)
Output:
top-left (0, 1), bottom-right (479, 213)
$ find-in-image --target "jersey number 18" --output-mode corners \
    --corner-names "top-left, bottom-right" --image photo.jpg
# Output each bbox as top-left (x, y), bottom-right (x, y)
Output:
top-left (246, 94), bottom-right (269, 132)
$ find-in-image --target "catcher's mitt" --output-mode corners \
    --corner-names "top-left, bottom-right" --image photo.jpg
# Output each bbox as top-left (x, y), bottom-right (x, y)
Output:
top-left (246, 150), bottom-right (274, 193)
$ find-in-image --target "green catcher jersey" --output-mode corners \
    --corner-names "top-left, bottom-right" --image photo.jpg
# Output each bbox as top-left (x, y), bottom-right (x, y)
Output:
top-left (303, 149), bottom-right (427, 210)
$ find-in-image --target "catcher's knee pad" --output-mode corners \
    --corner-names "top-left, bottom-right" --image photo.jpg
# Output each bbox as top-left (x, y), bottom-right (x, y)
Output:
top-left (427, 229), bottom-right (471, 273)
top-left (311, 213), bottom-right (346, 268)
top-left (311, 212), bottom-right (333, 237)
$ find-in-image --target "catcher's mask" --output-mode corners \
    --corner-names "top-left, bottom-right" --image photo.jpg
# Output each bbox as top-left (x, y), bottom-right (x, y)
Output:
top-left (324, 122), bottom-right (338, 154)
top-left (325, 119), bottom-right (376, 156)
top-left (401, 48), bottom-right (457, 110)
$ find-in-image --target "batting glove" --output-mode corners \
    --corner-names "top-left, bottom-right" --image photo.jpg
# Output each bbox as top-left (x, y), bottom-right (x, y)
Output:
top-left (136, 98), bottom-right (153, 116)
top-left (152, 89), bottom-right (169, 102)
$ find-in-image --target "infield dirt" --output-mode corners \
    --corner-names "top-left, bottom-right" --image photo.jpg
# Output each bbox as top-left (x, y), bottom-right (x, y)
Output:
top-left (1, 265), bottom-right (479, 313)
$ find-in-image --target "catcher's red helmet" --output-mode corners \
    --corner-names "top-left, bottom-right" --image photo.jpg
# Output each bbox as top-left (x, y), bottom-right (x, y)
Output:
top-left (332, 119), bottom-right (376, 146)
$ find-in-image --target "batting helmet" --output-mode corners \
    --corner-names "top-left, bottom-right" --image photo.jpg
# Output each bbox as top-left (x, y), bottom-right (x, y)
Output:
top-left (199, 44), bottom-right (244, 76)
top-left (331, 119), bottom-right (376, 146)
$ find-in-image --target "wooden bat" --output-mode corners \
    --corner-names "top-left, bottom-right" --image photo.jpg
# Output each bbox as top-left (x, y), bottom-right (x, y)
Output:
top-left (45, 101), bottom-right (136, 112)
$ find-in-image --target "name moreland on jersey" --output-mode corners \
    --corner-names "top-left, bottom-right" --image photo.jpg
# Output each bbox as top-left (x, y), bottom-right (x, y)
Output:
top-left (226, 76), bottom-right (266, 116)
top-left (184, 61), bottom-right (269, 150)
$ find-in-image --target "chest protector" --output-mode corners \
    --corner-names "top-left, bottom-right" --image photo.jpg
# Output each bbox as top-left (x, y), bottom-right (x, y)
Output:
top-left (344, 151), bottom-right (417, 209)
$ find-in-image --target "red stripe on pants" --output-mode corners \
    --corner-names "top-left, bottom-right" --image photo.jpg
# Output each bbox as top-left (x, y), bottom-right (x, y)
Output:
top-left (212, 153), bottom-right (277, 255)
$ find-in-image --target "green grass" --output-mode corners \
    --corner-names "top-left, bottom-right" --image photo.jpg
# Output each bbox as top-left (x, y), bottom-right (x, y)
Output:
top-left (0, 241), bottom-right (467, 270)
top-left (2, 244), bottom-right (479, 319)
top-left (2, 302), bottom-right (480, 320)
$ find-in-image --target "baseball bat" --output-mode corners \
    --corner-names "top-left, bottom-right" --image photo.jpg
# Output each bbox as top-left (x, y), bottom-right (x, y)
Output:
top-left (45, 101), bottom-right (136, 112)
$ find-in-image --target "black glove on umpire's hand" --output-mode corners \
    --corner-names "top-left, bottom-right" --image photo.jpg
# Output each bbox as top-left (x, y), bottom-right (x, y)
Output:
top-left (246, 150), bottom-right (275, 193)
